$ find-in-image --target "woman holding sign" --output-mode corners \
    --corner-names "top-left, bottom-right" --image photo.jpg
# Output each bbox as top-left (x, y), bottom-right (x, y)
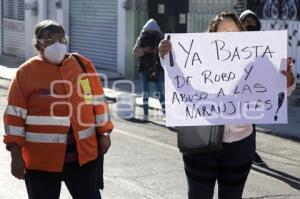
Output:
top-left (159, 11), bottom-right (295, 199)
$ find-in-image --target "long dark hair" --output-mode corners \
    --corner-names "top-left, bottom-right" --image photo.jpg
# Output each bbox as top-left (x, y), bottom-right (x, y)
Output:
top-left (207, 11), bottom-right (244, 32)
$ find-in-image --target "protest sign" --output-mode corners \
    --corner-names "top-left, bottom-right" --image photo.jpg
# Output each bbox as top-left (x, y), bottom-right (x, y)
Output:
top-left (160, 31), bottom-right (287, 126)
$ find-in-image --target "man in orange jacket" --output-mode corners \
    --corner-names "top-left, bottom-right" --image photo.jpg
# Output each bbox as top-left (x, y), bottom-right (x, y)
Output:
top-left (3, 20), bottom-right (113, 199)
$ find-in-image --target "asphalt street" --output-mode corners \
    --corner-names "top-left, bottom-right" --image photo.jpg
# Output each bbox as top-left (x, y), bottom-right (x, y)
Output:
top-left (0, 77), bottom-right (299, 199)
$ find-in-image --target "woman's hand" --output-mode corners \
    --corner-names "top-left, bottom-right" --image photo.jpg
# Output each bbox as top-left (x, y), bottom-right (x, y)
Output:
top-left (281, 57), bottom-right (295, 87)
top-left (97, 135), bottom-right (111, 154)
top-left (158, 40), bottom-right (172, 59)
top-left (133, 47), bottom-right (153, 57)
top-left (144, 47), bottom-right (154, 53)
top-left (10, 145), bottom-right (25, 179)
top-left (143, 47), bottom-right (159, 54)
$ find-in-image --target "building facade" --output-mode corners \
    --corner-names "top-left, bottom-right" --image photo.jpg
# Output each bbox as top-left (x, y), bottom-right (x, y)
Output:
top-left (1, 0), bottom-right (300, 83)
top-left (123, 0), bottom-right (246, 79)
top-left (0, 0), bottom-right (126, 76)
top-left (125, 0), bottom-right (300, 83)
top-left (247, 0), bottom-right (300, 83)
top-left (1, 0), bottom-right (25, 61)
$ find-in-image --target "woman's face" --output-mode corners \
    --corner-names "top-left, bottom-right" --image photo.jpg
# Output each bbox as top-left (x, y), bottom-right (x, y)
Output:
top-left (217, 18), bottom-right (240, 32)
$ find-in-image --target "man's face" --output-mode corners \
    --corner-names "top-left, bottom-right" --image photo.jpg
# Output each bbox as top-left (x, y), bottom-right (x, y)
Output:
top-left (36, 30), bottom-right (67, 63)
top-left (242, 15), bottom-right (259, 31)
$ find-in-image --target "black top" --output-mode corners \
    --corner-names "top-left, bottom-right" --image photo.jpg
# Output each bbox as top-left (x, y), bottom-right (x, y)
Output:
top-left (138, 32), bottom-right (163, 73)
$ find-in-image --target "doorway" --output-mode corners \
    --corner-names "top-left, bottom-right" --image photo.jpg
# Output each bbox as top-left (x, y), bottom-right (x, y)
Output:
top-left (148, 0), bottom-right (189, 34)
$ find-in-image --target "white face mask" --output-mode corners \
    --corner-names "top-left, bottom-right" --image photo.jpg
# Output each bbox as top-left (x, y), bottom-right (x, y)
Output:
top-left (43, 42), bottom-right (67, 64)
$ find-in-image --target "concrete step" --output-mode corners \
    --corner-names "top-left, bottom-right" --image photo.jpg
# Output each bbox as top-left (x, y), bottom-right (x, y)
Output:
top-left (104, 88), bottom-right (162, 110)
top-left (96, 68), bottom-right (124, 81)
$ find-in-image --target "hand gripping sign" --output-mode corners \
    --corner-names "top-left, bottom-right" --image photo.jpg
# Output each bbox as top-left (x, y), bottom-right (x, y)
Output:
top-left (160, 30), bottom-right (288, 126)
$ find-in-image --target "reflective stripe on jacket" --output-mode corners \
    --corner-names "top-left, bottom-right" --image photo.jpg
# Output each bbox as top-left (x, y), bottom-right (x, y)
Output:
top-left (3, 54), bottom-right (114, 172)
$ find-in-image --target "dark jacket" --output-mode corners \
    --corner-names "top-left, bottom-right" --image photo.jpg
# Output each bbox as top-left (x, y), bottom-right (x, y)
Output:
top-left (138, 32), bottom-right (163, 72)
top-left (133, 19), bottom-right (164, 73)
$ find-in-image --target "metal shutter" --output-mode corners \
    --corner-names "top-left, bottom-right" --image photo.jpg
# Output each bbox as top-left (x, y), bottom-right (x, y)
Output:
top-left (70, 0), bottom-right (118, 71)
top-left (2, 0), bottom-right (25, 58)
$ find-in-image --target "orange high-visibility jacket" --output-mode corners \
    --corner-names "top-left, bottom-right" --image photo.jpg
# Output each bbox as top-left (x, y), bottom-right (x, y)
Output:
top-left (3, 54), bottom-right (114, 172)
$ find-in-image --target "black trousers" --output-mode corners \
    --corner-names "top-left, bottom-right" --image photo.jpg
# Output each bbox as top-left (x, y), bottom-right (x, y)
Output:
top-left (25, 160), bottom-right (101, 199)
top-left (96, 154), bottom-right (104, 189)
top-left (183, 132), bottom-right (255, 199)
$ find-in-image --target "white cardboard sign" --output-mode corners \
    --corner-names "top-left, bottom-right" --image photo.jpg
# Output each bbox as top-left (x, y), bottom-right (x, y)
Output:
top-left (160, 31), bottom-right (288, 126)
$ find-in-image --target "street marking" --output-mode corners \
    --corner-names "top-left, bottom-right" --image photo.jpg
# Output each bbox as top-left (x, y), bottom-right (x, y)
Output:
top-left (114, 128), bottom-right (178, 151)
top-left (104, 176), bottom-right (165, 199)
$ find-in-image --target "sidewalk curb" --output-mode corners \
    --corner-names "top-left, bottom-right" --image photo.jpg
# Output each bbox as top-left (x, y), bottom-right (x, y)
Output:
top-left (256, 127), bottom-right (300, 142)
top-left (104, 88), bottom-right (162, 111)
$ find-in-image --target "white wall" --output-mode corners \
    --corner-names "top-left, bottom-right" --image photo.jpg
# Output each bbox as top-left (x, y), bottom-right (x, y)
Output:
top-left (57, 0), bottom-right (69, 37)
top-left (37, 0), bottom-right (47, 22)
top-left (117, 0), bottom-right (126, 76)
top-left (24, 0), bottom-right (69, 59)
top-left (25, 0), bottom-right (48, 59)
top-left (0, 0), bottom-right (2, 55)
top-left (24, 0), bottom-right (38, 59)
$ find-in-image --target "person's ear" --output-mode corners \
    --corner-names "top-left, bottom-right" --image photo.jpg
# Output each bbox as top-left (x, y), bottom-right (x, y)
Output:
top-left (35, 43), bottom-right (43, 52)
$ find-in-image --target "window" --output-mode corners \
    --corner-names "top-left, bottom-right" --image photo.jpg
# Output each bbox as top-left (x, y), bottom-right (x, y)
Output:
top-left (3, 0), bottom-right (24, 20)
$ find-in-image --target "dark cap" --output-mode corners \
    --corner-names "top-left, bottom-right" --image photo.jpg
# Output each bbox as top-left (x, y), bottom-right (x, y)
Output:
top-left (239, 10), bottom-right (261, 31)
top-left (34, 20), bottom-right (65, 39)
